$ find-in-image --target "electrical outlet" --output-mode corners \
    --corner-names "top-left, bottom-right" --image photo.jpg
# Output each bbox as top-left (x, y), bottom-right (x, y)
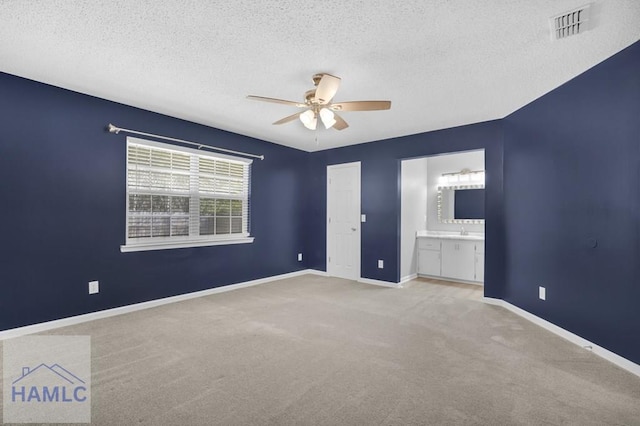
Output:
top-left (539, 286), bottom-right (546, 300)
top-left (361, 214), bottom-right (366, 223)
top-left (378, 260), bottom-right (384, 269)
top-left (89, 280), bottom-right (99, 295)
top-left (298, 253), bottom-right (303, 262)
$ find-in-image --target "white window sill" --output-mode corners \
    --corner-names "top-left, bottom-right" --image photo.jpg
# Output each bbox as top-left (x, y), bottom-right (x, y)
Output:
top-left (121, 237), bottom-right (254, 253)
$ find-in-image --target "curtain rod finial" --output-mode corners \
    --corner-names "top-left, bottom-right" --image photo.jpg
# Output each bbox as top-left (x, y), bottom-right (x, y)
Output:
top-left (107, 123), bottom-right (120, 134)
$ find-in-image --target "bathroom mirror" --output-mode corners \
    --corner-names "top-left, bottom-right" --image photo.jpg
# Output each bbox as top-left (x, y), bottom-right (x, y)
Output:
top-left (437, 184), bottom-right (485, 224)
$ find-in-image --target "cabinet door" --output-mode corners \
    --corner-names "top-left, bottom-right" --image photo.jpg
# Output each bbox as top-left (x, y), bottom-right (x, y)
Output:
top-left (417, 238), bottom-right (440, 250)
top-left (418, 249), bottom-right (441, 276)
top-left (475, 252), bottom-right (484, 282)
top-left (441, 240), bottom-right (475, 281)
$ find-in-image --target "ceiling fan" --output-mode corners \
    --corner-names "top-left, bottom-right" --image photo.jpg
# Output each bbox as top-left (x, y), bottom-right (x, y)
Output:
top-left (247, 73), bottom-right (391, 131)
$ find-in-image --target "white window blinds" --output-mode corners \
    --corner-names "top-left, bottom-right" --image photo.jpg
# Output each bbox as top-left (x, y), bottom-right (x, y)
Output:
top-left (123, 137), bottom-right (252, 252)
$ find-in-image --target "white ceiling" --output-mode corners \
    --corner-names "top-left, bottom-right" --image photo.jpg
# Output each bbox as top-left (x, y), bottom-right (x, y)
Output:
top-left (1, 1), bottom-right (639, 152)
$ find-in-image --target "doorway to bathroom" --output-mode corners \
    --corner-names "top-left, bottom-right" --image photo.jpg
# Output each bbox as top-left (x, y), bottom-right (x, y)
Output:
top-left (400, 150), bottom-right (485, 285)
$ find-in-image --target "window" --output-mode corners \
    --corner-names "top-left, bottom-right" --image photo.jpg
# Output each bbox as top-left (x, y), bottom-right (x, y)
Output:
top-left (122, 137), bottom-right (253, 252)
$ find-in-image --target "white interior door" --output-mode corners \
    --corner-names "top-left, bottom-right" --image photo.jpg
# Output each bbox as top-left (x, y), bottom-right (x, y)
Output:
top-left (327, 162), bottom-right (361, 280)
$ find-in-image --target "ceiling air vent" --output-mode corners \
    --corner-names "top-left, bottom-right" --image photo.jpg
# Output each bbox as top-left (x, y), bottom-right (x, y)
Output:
top-left (550, 4), bottom-right (591, 40)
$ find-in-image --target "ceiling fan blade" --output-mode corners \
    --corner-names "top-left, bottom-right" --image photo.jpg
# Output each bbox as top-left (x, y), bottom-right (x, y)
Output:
top-left (329, 100), bottom-right (391, 111)
top-left (332, 113), bottom-right (349, 130)
top-left (247, 95), bottom-right (306, 108)
top-left (272, 112), bottom-right (302, 125)
top-left (315, 74), bottom-right (341, 104)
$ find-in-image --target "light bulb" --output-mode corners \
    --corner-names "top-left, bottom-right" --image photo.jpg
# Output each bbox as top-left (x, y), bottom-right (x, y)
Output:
top-left (299, 110), bottom-right (317, 130)
top-left (319, 108), bottom-right (336, 129)
top-left (305, 117), bottom-right (317, 130)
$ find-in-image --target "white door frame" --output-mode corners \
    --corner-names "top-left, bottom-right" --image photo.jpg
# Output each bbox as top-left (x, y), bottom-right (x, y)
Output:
top-left (326, 162), bottom-right (361, 280)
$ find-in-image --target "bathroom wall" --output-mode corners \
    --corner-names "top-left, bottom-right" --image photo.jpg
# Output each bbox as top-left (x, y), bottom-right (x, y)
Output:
top-left (426, 150), bottom-right (485, 233)
top-left (400, 157), bottom-right (428, 281)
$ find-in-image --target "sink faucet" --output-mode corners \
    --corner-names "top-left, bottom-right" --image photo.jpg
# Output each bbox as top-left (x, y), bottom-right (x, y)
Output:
top-left (460, 226), bottom-right (468, 236)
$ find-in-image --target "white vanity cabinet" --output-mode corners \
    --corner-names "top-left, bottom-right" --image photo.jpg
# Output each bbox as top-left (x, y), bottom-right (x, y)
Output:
top-left (417, 238), bottom-right (441, 277)
top-left (441, 240), bottom-right (476, 282)
top-left (417, 235), bottom-right (484, 284)
top-left (474, 242), bottom-right (485, 282)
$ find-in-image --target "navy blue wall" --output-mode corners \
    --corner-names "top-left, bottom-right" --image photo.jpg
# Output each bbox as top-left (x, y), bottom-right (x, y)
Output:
top-left (0, 72), bottom-right (308, 331)
top-left (2, 40), bottom-right (638, 366)
top-left (503, 41), bottom-right (640, 363)
top-left (305, 121), bottom-right (505, 298)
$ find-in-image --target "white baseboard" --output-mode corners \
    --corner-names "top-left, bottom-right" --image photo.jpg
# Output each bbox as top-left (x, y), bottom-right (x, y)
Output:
top-left (484, 297), bottom-right (640, 378)
top-left (418, 274), bottom-right (483, 286)
top-left (358, 277), bottom-right (402, 288)
top-left (307, 269), bottom-right (328, 276)
top-left (312, 269), bottom-right (400, 288)
top-left (400, 273), bottom-right (418, 285)
top-left (0, 269), bottom-right (314, 341)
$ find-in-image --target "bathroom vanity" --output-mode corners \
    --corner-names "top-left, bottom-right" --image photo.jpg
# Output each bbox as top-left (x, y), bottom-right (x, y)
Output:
top-left (416, 232), bottom-right (484, 284)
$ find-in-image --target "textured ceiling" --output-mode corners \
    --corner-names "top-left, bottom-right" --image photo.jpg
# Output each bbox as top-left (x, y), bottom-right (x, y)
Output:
top-left (1, 1), bottom-right (639, 152)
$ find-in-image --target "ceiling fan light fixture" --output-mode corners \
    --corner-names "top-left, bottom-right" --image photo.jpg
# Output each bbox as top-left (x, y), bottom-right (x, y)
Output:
top-left (248, 72), bottom-right (391, 134)
top-left (319, 108), bottom-right (336, 129)
top-left (299, 109), bottom-right (317, 130)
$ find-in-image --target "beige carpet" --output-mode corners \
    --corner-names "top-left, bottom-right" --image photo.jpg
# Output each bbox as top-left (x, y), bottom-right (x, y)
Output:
top-left (1, 275), bottom-right (639, 425)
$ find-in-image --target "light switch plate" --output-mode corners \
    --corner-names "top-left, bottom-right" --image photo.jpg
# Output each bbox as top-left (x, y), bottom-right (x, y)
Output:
top-left (539, 286), bottom-right (546, 300)
top-left (298, 253), bottom-right (303, 261)
top-left (89, 280), bottom-right (99, 294)
top-left (378, 260), bottom-right (384, 269)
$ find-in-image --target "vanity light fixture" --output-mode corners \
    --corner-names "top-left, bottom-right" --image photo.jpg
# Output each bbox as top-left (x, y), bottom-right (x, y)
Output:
top-left (440, 169), bottom-right (485, 187)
